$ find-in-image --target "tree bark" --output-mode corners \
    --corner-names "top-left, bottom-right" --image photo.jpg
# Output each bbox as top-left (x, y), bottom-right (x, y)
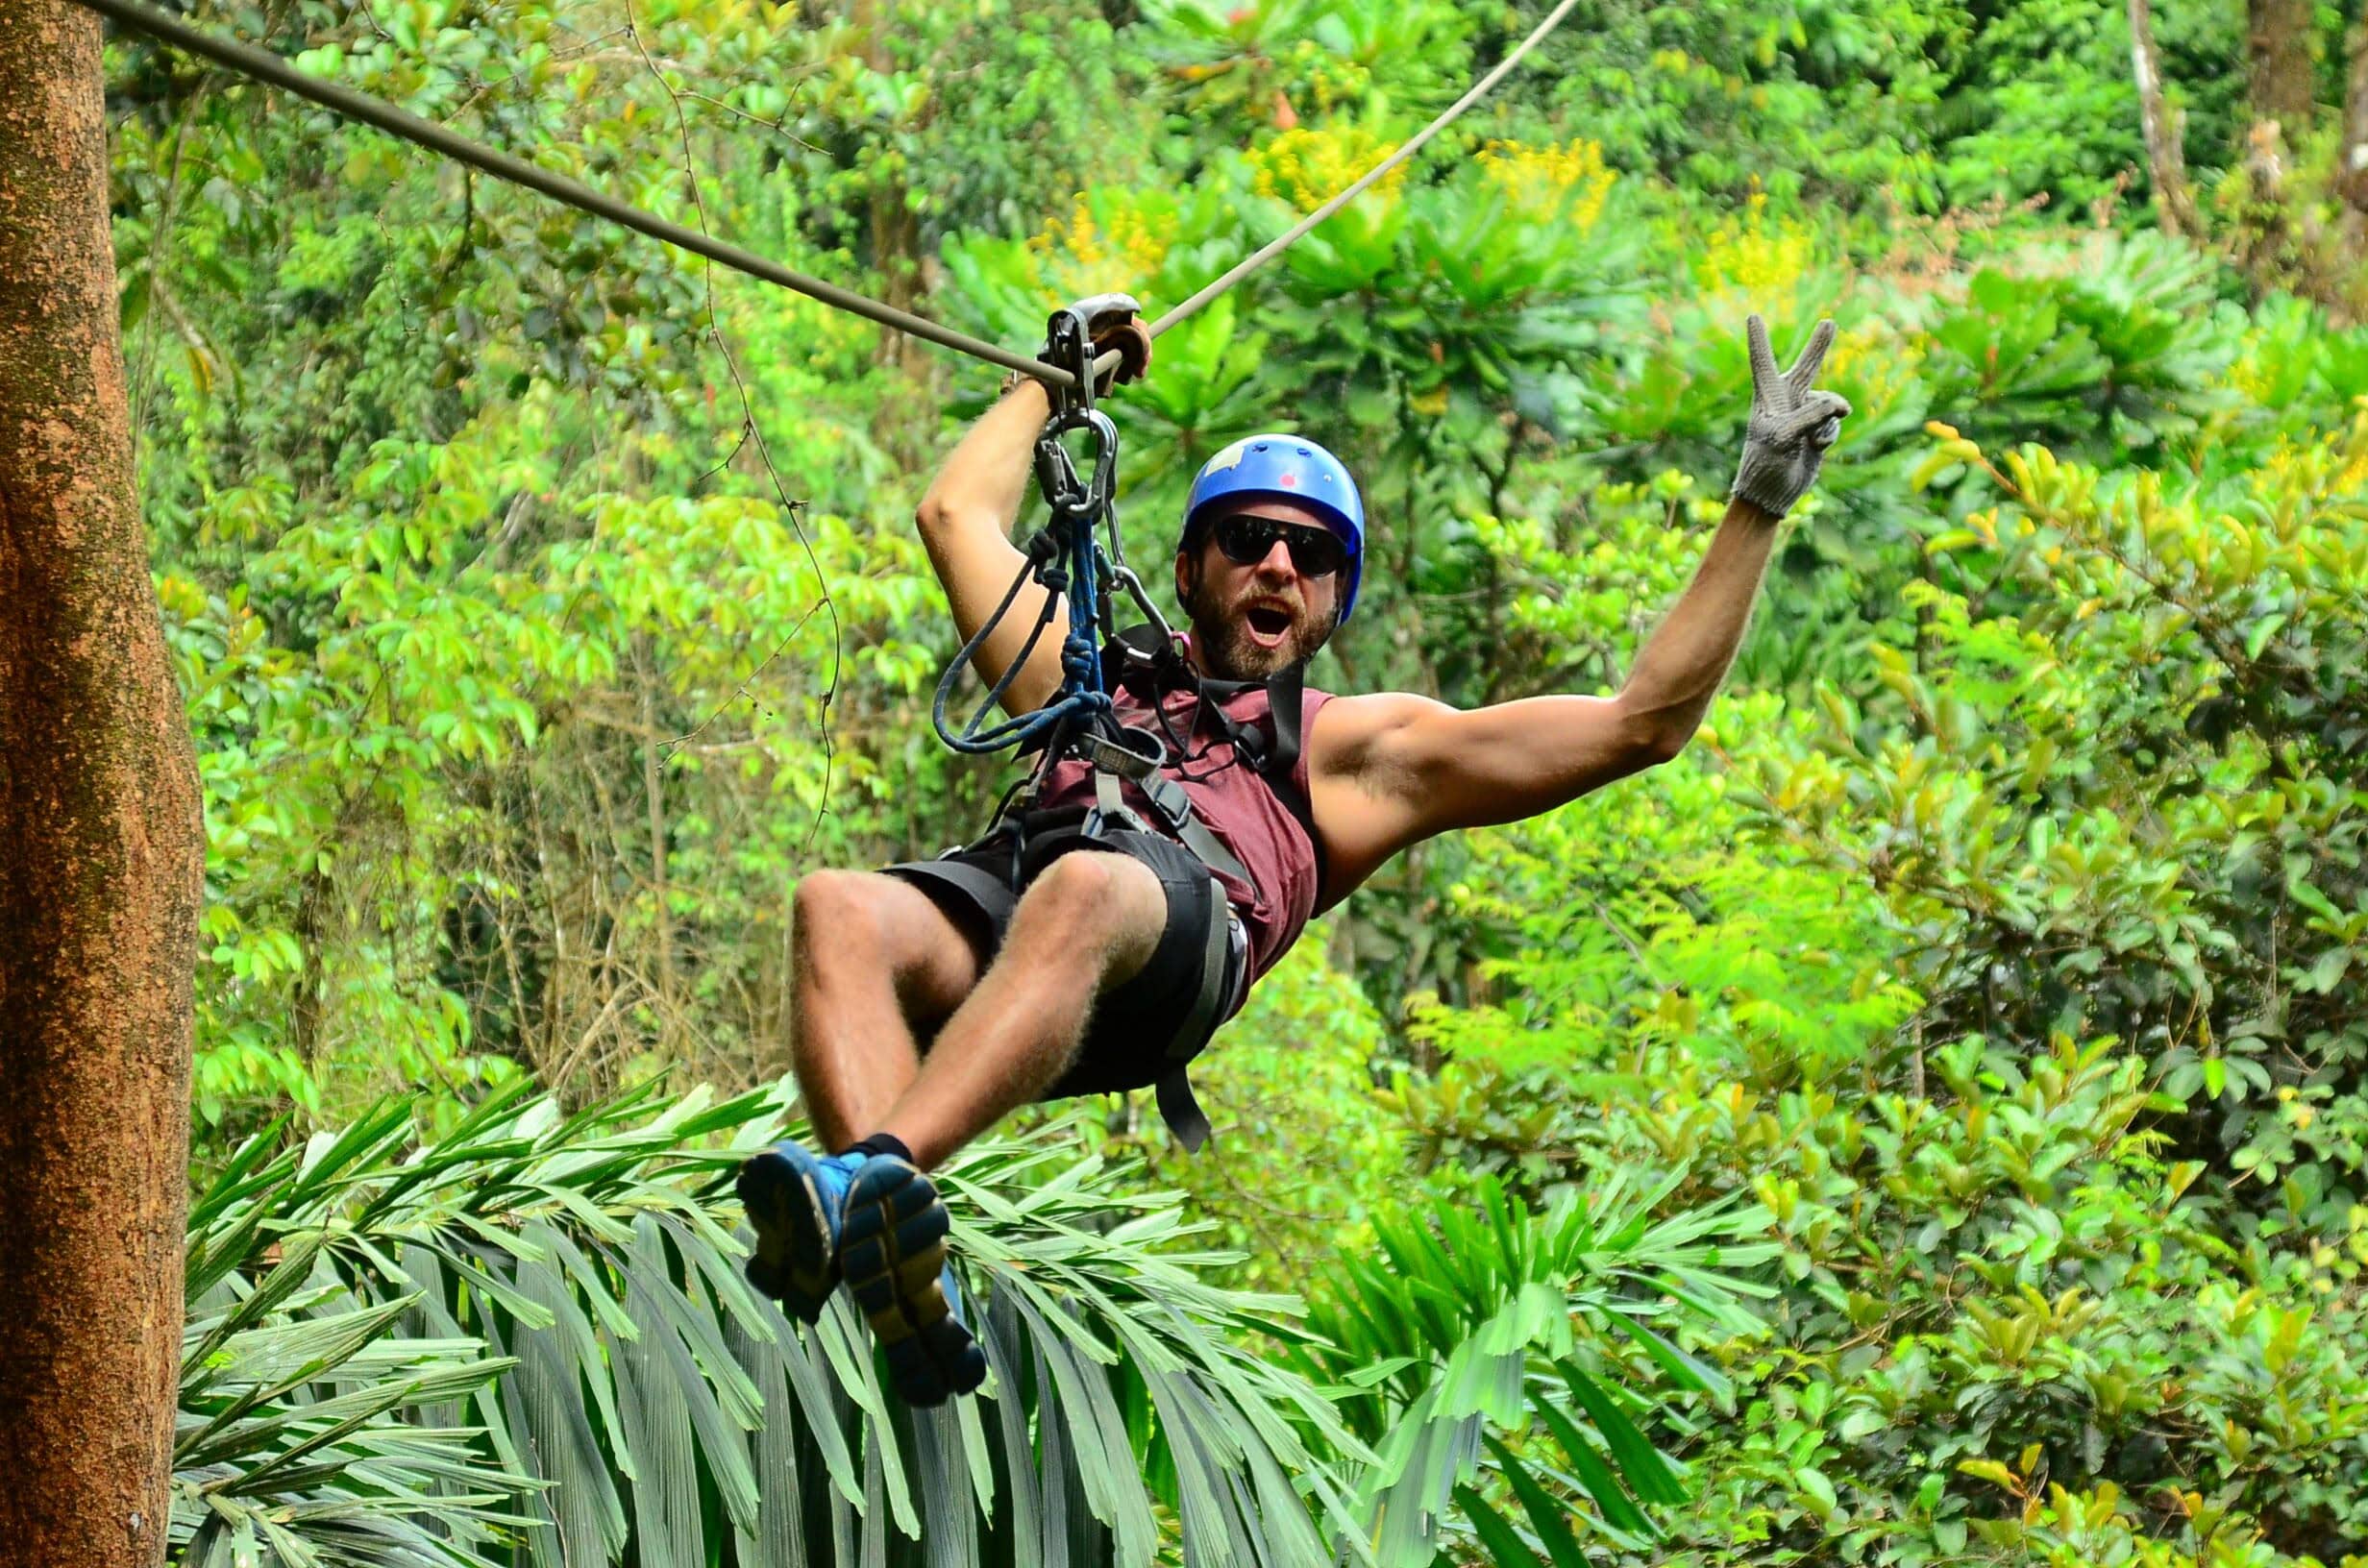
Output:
top-left (2246, 0), bottom-right (2318, 130)
top-left (2129, 0), bottom-right (2205, 238)
top-left (0, 6), bottom-right (207, 1563)
top-left (2342, 14), bottom-right (2368, 260)
top-left (852, 0), bottom-right (924, 380)
top-left (2232, 118), bottom-right (2297, 301)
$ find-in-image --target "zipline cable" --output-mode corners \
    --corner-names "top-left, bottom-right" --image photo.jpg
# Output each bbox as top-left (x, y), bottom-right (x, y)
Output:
top-left (1136, 0), bottom-right (1582, 345)
top-left (69, 0), bottom-right (1081, 385)
top-left (75, 0), bottom-right (1579, 388)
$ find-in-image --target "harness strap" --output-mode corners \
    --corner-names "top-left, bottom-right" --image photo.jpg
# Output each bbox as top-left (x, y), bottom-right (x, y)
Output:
top-left (1154, 1075), bottom-right (1210, 1154)
top-left (1264, 660), bottom-right (1305, 778)
top-left (1192, 657), bottom-right (1326, 895)
top-left (1076, 727), bottom-right (1253, 882)
top-left (1105, 621), bottom-right (1320, 854)
top-left (1144, 775), bottom-right (1252, 884)
top-left (1079, 625), bottom-right (1327, 1153)
top-left (1153, 876), bottom-right (1239, 1154)
top-left (1088, 768), bottom-right (1148, 839)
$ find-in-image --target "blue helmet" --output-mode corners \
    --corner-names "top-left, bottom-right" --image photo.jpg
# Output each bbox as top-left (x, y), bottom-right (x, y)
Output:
top-left (1182, 434), bottom-right (1366, 625)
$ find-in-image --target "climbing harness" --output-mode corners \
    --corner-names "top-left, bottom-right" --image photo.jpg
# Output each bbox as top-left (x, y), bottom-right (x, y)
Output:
top-left (1104, 626), bottom-right (1321, 871)
top-left (1073, 624), bottom-right (1324, 1152)
top-left (927, 306), bottom-right (1329, 870)
top-left (922, 308), bottom-right (1345, 1149)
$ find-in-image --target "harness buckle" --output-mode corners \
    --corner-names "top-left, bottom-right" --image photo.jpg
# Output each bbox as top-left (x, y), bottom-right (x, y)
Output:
top-left (1075, 726), bottom-right (1161, 782)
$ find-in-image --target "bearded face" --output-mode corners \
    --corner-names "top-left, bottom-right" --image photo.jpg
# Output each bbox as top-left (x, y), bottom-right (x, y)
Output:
top-left (1173, 499), bottom-right (1346, 681)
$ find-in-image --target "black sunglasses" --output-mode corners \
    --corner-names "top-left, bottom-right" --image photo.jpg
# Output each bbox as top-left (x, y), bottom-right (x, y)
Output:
top-left (1209, 514), bottom-right (1347, 578)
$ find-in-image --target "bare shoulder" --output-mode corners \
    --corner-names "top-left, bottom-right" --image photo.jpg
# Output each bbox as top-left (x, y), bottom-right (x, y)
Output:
top-left (1302, 684), bottom-right (1655, 907)
top-left (1303, 689), bottom-right (1450, 907)
top-left (1306, 689), bottom-right (1451, 780)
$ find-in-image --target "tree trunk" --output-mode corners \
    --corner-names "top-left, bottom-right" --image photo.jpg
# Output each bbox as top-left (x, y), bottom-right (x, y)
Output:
top-left (2342, 15), bottom-right (2368, 260)
top-left (0, 7), bottom-right (208, 1563)
top-left (2246, 0), bottom-right (2317, 130)
top-left (2232, 118), bottom-right (2297, 301)
top-left (2129, 0), bottom-right (2205, 237)
top-left (852, 0), bottom-right (924, 380)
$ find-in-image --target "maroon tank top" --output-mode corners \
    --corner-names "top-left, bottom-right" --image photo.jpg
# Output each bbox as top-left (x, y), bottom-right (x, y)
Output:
top-left (1035, 671), bottom-right (1333, 984)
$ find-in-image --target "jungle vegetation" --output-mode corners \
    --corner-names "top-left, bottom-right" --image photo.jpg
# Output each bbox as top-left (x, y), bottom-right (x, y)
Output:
top-left (83, 0), bottom-right (2368, 1561)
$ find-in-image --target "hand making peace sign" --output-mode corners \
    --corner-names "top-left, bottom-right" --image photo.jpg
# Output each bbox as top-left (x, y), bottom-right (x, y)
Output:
top-left (1730, 314), bottom-right (1853, 519)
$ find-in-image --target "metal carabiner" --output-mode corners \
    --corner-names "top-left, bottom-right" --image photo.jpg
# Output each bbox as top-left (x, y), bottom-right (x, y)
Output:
top-left (925, 306), bottom-right (1129, 763)
top-left (1032, 404), bottom-right (1118, 524)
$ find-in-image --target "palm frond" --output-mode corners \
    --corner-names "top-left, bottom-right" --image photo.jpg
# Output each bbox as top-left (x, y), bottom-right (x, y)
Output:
top-left (178, 1082), bottom-right (1370, 1567)
top-left (1300, 1173), bottom-right (1775, 1566)
top-left (175, 1273), bottom-right (533, 1568)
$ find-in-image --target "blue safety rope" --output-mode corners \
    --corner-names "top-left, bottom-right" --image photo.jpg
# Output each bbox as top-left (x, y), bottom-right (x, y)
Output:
top-left (932, 308), bottom-right (1169, 768)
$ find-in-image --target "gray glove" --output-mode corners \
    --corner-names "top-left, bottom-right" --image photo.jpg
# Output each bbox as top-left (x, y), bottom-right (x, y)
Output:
top-left (1729, 314), bottom-right (1851, 518)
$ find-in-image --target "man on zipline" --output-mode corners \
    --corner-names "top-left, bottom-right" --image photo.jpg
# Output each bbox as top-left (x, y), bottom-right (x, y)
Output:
top-left (741, 297), bottom-right (1849, 1406)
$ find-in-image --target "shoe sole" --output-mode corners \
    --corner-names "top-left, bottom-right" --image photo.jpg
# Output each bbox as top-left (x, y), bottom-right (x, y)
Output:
top-left (837, 1158), bottom-right (988, 1407)
top-left (736, 1147), bottom-right (841, 1323)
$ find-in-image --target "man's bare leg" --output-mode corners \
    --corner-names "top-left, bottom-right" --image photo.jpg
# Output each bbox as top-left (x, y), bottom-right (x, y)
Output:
top-left (745, 868), bottom-right (983, 1326)
top-left (875, 848), bottom-right (1169, 1168)
top-left (786, 869), bottom-right (987, 1152)
top-left (752, 848), bottom-right (1169, 1406)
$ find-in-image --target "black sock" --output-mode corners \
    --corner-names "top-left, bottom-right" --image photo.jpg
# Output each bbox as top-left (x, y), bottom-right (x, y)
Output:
top-left (839, 1132), bottom-right (914, 1165)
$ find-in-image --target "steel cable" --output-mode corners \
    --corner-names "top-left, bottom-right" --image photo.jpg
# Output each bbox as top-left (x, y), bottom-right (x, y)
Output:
top-left (70, 0), bottom-right (1082, 383)
top-left (75, 0), bottom-right (1578, 385)
top-left (1136, 0), bottom-right (1583, 344)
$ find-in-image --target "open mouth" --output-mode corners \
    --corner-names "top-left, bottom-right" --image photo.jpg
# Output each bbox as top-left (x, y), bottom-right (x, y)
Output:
top-left (1245, 604), bottom-right (1294, 645)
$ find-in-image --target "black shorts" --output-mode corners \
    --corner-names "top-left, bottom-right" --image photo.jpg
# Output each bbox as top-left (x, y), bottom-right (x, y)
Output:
top-left (881, 808), bottom-right (1247, 1101)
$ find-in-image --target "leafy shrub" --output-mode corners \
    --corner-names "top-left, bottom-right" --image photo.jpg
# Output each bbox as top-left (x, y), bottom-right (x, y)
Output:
top-left (1385, 404), bottom-right (2368, 1563)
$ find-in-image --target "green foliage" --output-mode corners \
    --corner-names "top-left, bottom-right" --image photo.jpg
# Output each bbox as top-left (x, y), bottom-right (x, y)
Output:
top-left (111, 0), bottom-right (2368, 1562)
top-left (176, 1076), bottom-right (1761, 1566)
top-left (1519, 0), bottom-right (1965, 209)
top-left (176, 1291), bottom-right (530, 1564)
top-left (1757, 409), bottom-right (2368, 1208)
top-left (1383, 391), bottom-right (2368, 1562)
top-left (1069, 920), bottom-right (1412, 1293)
top-left (176, 1081), bottom-right (1373, 1564)
top-left (1140, 0), bottom-right (1475, 123)
top-left (1302, 1173), bottom-right (1772, 1564)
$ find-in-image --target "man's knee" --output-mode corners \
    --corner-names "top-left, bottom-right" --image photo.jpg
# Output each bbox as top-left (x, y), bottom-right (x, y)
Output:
top-left (793, 869), bottom-right (982, 1001)
top-left (1007, 848), bottom-right (1166, 958)
top-left (792, 870), bottom-right (899, 977)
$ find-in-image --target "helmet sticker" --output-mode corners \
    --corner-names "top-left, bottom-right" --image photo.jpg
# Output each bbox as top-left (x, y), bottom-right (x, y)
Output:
top-left (1202, 439), bottom-right (1251, 474)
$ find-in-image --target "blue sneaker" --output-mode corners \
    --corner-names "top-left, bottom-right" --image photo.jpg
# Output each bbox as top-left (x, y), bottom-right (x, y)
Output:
top-left (737, 1143), bottom-right (863, 1323)
top-left (837, 1155), bottom-right (989, 1407)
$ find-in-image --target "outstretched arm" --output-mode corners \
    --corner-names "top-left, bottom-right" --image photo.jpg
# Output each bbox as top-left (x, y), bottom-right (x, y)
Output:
top-left (1314, 494), bottom-right (1782, 842)
top-left (1309, 316), bottom-right (1849, 885)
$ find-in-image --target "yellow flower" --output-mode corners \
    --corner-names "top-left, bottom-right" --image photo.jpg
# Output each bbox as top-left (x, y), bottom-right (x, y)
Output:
top-left (1693, 192), bottom-right (1816, 306)
top-left (1475, 137), bottom-right (1616, 230)
top-left (1246, 125), bottom-right (1405, 214)
top-left (1024, 190), bottom-right (1178, 302)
